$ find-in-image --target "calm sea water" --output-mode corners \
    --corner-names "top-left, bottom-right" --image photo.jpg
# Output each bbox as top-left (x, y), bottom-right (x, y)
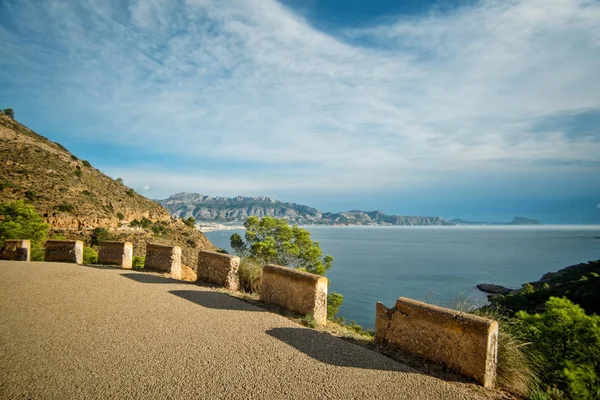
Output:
top-left (205, 226), bottom-right (600, 328)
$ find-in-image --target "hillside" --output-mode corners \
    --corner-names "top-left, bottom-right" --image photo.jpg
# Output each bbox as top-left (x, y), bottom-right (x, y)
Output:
top-left (486, 260), bottom-right (600, 315)
top-left (0, 113), bottom-right (213, 266)
top-left (159, 192), bottom-right (452, 226)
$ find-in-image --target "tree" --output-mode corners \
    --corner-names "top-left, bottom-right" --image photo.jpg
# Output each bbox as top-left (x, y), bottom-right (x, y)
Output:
top-left (2, 108), bottom-right (14, 119)
top-left (232, 216), bottom-right (333, 275)
top-left (517, 297), bottom-right (600, 399)
top-left (0, 200), bottom-right (49, 260)
top-left (231, 216), bottom-right (342, 318)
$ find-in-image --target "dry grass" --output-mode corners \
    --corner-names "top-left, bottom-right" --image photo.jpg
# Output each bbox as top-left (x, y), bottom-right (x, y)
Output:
top-left (238, 257), bottom-right (263, 294)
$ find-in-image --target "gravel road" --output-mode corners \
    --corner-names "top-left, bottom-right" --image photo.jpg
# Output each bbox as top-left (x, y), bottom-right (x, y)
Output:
top-left (0, 261), bottom-right (490, 399)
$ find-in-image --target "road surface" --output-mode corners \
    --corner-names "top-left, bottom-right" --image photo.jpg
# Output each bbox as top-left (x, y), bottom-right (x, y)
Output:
top-left (0, 261), bottom-right (489, 399)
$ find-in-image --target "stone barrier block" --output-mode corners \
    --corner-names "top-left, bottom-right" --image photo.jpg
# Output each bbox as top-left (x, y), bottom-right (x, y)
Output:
top-left (98, 241), bottom-right (133, 269)
top-left (375, 297), bottom-right (498, 388)
top-left (45, 240), bottom-right (83, 264)
top-left (196, 250), bottom-right (240, 290)
top-left (261, 264), bottom-right (328, 326)
top-left (144, 244), bottom-right (182, 279)
top-left (0, 239), bottom-right (31, 261)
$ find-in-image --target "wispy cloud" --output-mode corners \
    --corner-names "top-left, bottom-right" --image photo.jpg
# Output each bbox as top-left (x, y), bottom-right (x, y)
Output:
top-left (0, 0), bottom-right (599, 199)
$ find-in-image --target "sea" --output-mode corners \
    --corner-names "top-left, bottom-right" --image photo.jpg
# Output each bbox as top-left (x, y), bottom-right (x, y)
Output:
top-left (204, 226), bottom-right (600, 328)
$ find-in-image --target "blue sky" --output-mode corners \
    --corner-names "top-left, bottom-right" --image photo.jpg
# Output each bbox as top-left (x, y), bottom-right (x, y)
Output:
top-left (1, 0), bottom-right (599, 223)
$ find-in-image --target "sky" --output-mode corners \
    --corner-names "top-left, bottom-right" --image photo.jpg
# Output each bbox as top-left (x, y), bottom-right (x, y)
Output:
top-left (1, 0), bottom-right (599, 223)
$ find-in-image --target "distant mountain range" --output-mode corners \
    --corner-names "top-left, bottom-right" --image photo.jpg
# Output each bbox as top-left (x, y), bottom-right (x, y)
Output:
top-left (158, 193), bottom-right (541, 226)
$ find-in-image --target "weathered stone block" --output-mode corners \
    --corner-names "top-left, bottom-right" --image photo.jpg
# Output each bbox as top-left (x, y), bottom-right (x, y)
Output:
top-left (44, 240), bottom-right (83, 264)
top-left (144, 244), bottom-right (182, 279)
top-left (0, 239), bottom-right (31, 261)
top-left (98, 241), bottom-right (133, 269)
top-left (375, 297), bottom-right (498, 388)
top-left (197, 250), bottom-right (240, 290)
top-left (261, 264), bottom-right (328, 326)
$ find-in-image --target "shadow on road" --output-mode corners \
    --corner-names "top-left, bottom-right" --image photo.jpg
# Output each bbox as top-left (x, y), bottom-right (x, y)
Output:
top-left (170, 290), bottom-right (264, 312)
top-left (265, 327), bottom-right (412, 372)
top-left (121, 273), bottom-right (182, 284)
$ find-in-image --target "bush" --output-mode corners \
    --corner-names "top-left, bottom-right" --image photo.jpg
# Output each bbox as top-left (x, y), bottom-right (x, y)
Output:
top-left (327, 292), bottom-right (344, 319)
top-left (126, 188), bottom-right (135, 197)
top-left (151, 222), bottom-right (170, 236)
top-left (81, 160), bottom-right (91, 168)
top-left (238, 258), bottom-right (263, 294)
top-left (517, 297), bottom-right (600, 399)
top-left (74, 168), bottom-right (82, 177)
top-left (130, 217), bottom-right (152, 229)
top-left (54, 203), bottom-right (75, 212)
top-left (132, 256), bottom-right (145, 270)
top-left (0, 200), bottom-right (49, 260)
top-left (183, 216), bottom-right (196, 228)
top-left (70, 155), bottom-right (78, 161)
top-left (83, 247), bottom-right (98, 264)
top-left (116, 212), bottom-right (124, 220)
top-left (24, 190), bottom-right (37, 201)
top-left (300, 314), bottom-right (317, 328)
top-left (3, 108), bottom-right (14, 119)
top-left (91, 227), bottom-right (112, 246)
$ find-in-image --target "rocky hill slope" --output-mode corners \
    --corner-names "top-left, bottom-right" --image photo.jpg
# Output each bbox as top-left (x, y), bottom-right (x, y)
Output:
top-left (0, 112), bottom-right (213, 266)
top-left (159, 192), bottom-right (452, 226)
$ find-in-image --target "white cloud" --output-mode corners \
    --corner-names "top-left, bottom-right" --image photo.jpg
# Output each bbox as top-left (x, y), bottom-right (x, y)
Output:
top-left (1, 0), bottom-right (599, 196)
top-left (143, 185), bottom-right (151, 191)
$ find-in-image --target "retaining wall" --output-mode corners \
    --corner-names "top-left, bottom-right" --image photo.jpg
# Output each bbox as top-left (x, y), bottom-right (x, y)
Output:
top-left (0, 239), bottom-right (30, 261)
top-left (45, 240), bottom-right (83, 264)
top-left (375, 297), bottom-right (498, 388)
top-left (144, 244), bottom-right (182, 279)
top-left (261, 264), bottom-right (328, 326)
top-left (197, 250), bottom-right (240, 290)
top-left (98, 241), bottom-right (133, 269)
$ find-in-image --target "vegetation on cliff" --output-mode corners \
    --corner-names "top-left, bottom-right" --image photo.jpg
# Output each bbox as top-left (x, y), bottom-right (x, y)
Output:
top-left (0, 112), bottom-right (213, 267)
top-left (481, 261), bottom-right (600, 399)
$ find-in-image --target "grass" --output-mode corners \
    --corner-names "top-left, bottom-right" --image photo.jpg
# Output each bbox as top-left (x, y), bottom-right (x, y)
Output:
top-left (238, 257), bottom-right (263, 294)
top-left (468, 304), bottom-right (540, 397)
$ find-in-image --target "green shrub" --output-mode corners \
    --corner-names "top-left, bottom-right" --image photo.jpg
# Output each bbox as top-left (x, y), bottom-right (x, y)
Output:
top-left (0, 200), bottom-right (49, 260)
top-left (54, 142), bottom-right (67, 152)
top-left (126, 188), bottom-right (135, 197)
top-left (238, 258), bottom-right (263, 294)
top-left (183, 216), bottom-right (196, 227)
top-left (517, 297), bottom-right (600, 399)
top-left (327, 292), bottom-right (344, 320)
top-left (3, 108), bottom-right (14, 119)
top-left (300, 314), bottom-right (317, 328)
top-left (81, 160), bottom-right (91, 168)
top-left (132, 256), bottom-right (145, 270)
top-left (54, 203), bottom-right (75, 212)
top-left (74, 168), bottom-right (82, 177)
top-left (590, 272), bottom-right (599, 278)
top-left (91, 227), bottom-right (112, 246)
top-left (24, 190), bottom-right (37, 201)
top-left (0, 181), bottom-right (18, 190)
top-left (116, 178), bottom-right (123, 184)
top-left (151, 222), bottom-right (170, 236)
top-left (116, 212), bottom-right (124, 220)
top-left (70, 155), bottom-right (78, 161)
top-left (83, 247), bottom-right (98, 264)
top-left (522, 283), bottom-right (535, 294)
